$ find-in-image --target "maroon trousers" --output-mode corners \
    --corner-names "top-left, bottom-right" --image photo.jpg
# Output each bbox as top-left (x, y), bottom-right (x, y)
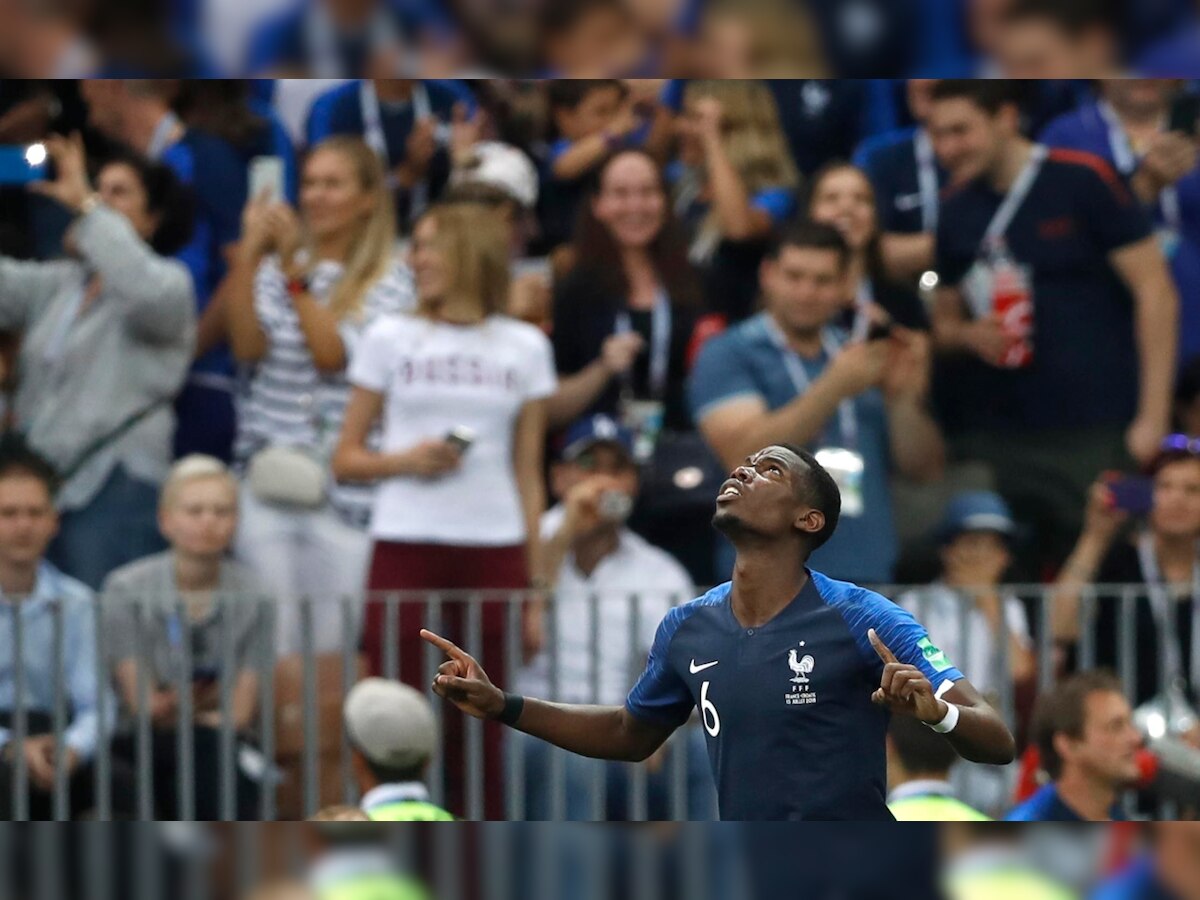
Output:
top-left (363, 540), bottom-right (528, 820)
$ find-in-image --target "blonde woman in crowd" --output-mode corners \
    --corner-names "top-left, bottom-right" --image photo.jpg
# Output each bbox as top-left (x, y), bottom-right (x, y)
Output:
top-left (672, 79), bottom-right (801, 320)
top-left (334, 202), bottom-right (555, 819)
top-left (227, 135), bottom-right (414, 656)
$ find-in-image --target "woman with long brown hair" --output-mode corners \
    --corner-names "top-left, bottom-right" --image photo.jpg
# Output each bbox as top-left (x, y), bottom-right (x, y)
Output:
top-left (334, 202), bottom-right (556, 818)
top-left (548, 148), bottom-right (704, 437)
top-left (227, 135), bottom-right (413, 656)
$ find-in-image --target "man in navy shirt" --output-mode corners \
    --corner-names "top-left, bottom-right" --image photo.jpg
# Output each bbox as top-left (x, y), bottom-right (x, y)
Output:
top-left (423, 443), bottom-right (1015, 820)
top-left (853, 79), bottom-right (945, 282)
top-left (1040, 80), bottom-right (1200, 368)
top-left (929, 79), bottom-right (1178, 575)
top-left (1006, 671), bottom-right (1139, 821)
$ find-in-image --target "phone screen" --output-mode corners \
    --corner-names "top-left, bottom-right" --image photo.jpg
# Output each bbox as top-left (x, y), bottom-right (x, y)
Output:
top-left (248, 156), bottom-right (285, 203)
top-left (1108, 475), bottom-right (1154, 516)
top-left (0, 145), bottom-right (48, 185)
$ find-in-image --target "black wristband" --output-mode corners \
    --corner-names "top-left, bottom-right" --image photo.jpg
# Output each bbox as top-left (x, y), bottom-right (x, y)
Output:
top-left (498, 692), bottom-right (525, 726)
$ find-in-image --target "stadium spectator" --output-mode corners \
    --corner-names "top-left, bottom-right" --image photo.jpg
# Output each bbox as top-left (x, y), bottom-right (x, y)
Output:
top-left (1040, 80), bottom-right (1200, 367)
top-left (334, 202), bottom-right (556, 819)
top-left (0, 135), bottom-right (196, 589)
top-left (0, 437), bottom-right (123, 820)
top-left (886, 713), bottom-right (990, 820)
top-left (548, 148), bottom-right (703, 436)
top-left (929, 79), bottom-right (1179, 577)
top-left (806, 161), bottom-right (928, 332)
top-left (671, 80), bottom-right (799, 322)
top-left (80, 78), bottom-right (251, 462)
top-left (245, 0), bottom-right (451, 78)
top-left (1176, 357), bottom-right (1200, 437)
top-left (689, 223), bottom-right (944, 584)
top-left (1091, 823), bottom-right (1200, 900)
top-left (899, 491), bottom-right (1035, 696)
top-left (103, 455), bottom-right (265, 821)
top-left (991, 0), bottom-right (1122, 79)
top-left (687, 0), bottom-right (827, 78)
top-left (538, 0), bottom-right (650, 78)
top-left (227, 135), bottom-right (411, 656)
top-left (1052, 442), bottom-right (1200, 714)
top-left (1007, 671), bottom-right (1141, 821)
top-left (305, 79), bottom-right (479, 230)
top-left (513, 414), bottom-right (714, 820)
top-left (853, 79), bottom-right (944, 283)
top-left (344, 678), bottom-right (454, 820)
top-left (441, 141), bottom-right (551, 328)
top-left (538, 80), bottom-right (646, 252)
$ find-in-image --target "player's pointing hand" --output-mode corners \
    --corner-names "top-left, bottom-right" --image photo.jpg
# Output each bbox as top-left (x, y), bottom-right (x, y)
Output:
top-left (421, 629), bottom-right (505, 720)
top-left (867, 628), bottom-right (946, 724)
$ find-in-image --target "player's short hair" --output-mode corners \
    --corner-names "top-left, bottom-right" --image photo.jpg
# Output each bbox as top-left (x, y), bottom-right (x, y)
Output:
top-left (889, 714), bottom-right (957, 776)
top-left (0, 433), bottom-right (59, 499)
top-left (765, 221), bottom-right (850, 271)
top-left (778, 443), bottom-right (841, 551)
top-left (931, 80), bottom-right (1026, 117)
top-left (1032, 670), bottom-right (1124, 780)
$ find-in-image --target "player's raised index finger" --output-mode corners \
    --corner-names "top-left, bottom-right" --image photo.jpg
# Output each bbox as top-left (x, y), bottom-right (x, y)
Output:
top-left (421, 629), bottom-right (467, 661)
top-left (868, 628), bottom-right (898, 664)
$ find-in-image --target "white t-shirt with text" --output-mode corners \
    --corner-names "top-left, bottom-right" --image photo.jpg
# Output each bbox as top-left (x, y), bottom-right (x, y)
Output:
top-left (349, 313), bottom-right (557, 545)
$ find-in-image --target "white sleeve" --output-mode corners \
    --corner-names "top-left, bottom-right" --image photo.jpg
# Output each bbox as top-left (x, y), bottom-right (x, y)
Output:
top-left (1004, 596), bottom-right (1033, 648)
top-left (347, 318), bottom-right (395, 393)
top-left (340, 270), bottom-right (415, 360)
top-left (523, 330), bottom-right (558, 401)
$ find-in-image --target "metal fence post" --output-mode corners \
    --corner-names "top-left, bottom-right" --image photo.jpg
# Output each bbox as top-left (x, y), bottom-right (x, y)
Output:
top-left (176, 595), bottom-right (195, 822)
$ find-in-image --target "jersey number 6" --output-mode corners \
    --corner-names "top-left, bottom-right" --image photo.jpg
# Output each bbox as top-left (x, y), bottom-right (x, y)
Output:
top-left (700, 680), bottom-right (721, 737)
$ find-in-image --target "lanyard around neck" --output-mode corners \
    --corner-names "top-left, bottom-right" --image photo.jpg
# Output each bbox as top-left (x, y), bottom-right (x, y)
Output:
top-left (1136, 530), bottom-right (1200, 692)
top-left (914, 129), bottom-right (939, 233)
top-left (980, 144), bottom-right (1048, 253)
top-left (763, 314), bottom-right (858, 449)
top-left (614, 290), bottom-right (672, 401)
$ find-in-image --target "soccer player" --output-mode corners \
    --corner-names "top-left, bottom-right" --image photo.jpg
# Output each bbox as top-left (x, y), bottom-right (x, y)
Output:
top-left (423, 444), bottom-right (1015, 820)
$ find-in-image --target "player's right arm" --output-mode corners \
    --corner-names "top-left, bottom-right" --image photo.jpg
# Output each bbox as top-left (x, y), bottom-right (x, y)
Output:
top-left (421, 629), bottom-right (675, 763)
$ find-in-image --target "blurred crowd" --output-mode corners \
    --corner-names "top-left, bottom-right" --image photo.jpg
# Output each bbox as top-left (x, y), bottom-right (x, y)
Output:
top-left (1, 76), bottom-right (1200, 822)
top-left (4, 0), bottom-right (1200, 79)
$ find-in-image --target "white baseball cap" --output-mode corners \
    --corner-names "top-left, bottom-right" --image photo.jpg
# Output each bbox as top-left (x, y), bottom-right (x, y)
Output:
top-left (450, 141), bottom-right (539, 209)
top-left (344, 678), bottom-right (437, 770)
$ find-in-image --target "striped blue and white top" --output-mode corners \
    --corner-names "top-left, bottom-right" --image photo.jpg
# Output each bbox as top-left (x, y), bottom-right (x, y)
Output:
top-left (235, 253), bottom-right (415, 527)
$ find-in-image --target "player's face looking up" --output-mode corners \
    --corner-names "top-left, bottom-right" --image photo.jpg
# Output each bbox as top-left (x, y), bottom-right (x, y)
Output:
top-left (712, 445), bottom-right (825, 544)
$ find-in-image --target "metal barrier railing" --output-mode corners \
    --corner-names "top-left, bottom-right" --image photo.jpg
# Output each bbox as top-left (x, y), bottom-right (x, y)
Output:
top-left (0, 586), bottom-right (1193, 821)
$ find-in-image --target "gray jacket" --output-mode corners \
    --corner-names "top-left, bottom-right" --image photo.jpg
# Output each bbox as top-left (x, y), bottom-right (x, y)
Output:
top-left (0, 205), bottom-right (196, 510)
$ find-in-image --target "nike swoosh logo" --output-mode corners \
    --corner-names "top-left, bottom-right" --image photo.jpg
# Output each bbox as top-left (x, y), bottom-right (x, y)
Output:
top-left (689, 659), bottom-right (719, 674)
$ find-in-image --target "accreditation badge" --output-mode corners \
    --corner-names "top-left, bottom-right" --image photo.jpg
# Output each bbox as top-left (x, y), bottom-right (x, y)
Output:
top-left (619, 398), bottom-right (665, 463)
top-left (815, 447), bottom-right (865, 517)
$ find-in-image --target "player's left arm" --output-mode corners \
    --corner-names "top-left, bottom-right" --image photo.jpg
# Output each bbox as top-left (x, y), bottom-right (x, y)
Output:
top-left (868, 629), bottom-right (1015, 765)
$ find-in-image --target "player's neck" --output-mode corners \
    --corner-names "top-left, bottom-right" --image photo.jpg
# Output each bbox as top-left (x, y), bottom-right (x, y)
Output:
top-left (729, 545), bottom-right (808, 629)
top-left (1055, 770), bottom-right (1117, 822)
top-left (987, 137), bottom-right (1034, 193)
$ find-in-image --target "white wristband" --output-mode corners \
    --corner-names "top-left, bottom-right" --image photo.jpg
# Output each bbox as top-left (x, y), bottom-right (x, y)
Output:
top-left (924, 701), bottom-right (960, 734)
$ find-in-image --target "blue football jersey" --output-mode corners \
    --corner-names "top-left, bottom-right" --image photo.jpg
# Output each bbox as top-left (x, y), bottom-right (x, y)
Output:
top-left (626, 570), bottom-right (963, 820)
